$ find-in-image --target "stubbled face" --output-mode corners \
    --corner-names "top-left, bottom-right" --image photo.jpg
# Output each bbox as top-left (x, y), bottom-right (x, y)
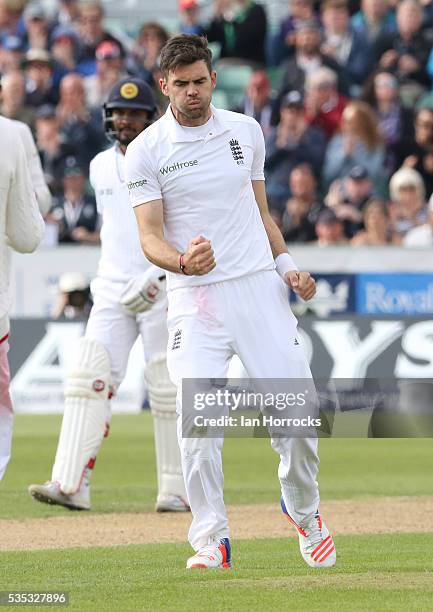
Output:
top-left (160, 60), bottom-right (216, 126)
top-left (111, 107), bottom-right (151, 146)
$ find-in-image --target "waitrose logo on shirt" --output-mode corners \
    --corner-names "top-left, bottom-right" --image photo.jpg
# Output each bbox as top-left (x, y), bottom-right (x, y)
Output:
top-left (160, 159), bottom-right (199, 175)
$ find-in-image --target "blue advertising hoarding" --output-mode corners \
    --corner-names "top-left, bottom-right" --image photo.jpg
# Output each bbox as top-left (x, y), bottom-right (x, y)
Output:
top-left (357, 274), bottom-right (433, 315)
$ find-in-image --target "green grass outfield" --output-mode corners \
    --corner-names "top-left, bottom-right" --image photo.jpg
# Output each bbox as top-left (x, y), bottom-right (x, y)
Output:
top-left (2, 535), bottom-right (433, 611)
top-left (1, 414), bottom-right (433, 611)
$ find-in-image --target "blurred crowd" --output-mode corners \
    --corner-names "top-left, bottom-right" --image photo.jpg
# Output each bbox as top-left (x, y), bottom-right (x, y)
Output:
top-left (1, 0), bottom-right (432, 247)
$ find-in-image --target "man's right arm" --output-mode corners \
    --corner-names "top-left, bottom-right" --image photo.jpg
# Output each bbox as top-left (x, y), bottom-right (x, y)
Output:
top-left (133, 199), bottom-right (215, 275)
top-left (133, 198), bottom-right (183, 272)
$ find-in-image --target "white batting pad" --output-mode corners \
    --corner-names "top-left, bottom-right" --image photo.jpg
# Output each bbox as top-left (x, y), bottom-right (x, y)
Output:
top-left (146, 355), bottom-right (186, 498)
top-left (51, 338), bottom-right (111, 494)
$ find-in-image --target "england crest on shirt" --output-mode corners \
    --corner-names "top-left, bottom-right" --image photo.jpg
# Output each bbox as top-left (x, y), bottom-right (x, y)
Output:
top-left (229, 139), bottom-right (244, 165)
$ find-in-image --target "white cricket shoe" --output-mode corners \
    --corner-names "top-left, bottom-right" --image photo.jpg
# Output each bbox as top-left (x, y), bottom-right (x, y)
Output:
top-left (186, 538), bottom-right (232, 569)
top-left (281, 497), bottom-right (336, 568)
top-left (28, 480), bottom-right (91, 511)
top-left (155, 493), bottom-right (190, 513)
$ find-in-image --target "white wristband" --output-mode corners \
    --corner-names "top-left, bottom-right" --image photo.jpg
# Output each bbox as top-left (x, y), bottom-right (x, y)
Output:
top-left (275, 253), bottom-right (299, 278)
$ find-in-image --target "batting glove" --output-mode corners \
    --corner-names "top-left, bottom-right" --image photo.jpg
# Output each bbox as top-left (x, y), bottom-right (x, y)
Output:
top-left (120, 266), bottom-right (166, 314)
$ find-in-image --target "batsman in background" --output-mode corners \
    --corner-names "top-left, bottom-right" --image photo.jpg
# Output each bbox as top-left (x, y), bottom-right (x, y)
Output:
top-left (29, 77), bottom-right (189, 513)
top-left (1, 116), bottom-right (45, 481)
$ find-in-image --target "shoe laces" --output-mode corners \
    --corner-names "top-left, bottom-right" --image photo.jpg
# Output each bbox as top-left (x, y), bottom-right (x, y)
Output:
top-left (304, 515), bottom-right (323, 549)
top-left (197, 539), bottom-right (223, 559)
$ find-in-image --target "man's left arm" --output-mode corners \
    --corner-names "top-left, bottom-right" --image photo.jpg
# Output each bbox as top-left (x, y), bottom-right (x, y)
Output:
top-left (252, 179), bottom-right (316, 301)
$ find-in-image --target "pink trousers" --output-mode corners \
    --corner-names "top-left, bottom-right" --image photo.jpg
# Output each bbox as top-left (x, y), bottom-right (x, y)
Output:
top-left (0, 338), bottom-right (13, 481)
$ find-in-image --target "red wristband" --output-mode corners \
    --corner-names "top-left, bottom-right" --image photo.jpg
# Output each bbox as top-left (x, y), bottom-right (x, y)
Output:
top-left (179, 253), bottom-right (190, 275)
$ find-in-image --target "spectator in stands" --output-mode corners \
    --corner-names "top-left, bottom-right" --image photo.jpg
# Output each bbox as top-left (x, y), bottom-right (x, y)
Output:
top-left (374, 0), bottom-right (431, 98)
top-left (304, 66), bottom-right (347, 139)
top-left (322, 100), bottom-right (386, 193)
top-left (320, 0), bottom-right (372, 94)
top-left (351, 198), bottom-right (394, 245)
top-left (50, 25), bottom-right (80, 85)
top-left (132, 22), bottom-right (169, 88)
top-left (35, 104), bottom-right (74, 195)
top-left (24, 48), bottom-right (59, 107)
top-left (47, 157), bottom-right (100, 244)
top-left (403, 194), bottom-right (433, 246)
top-left (0, 70), bottom-right (35, 127)
top-left (179, 0), bottom-right (205, 36)
top-left (0, 34), bottom-right (25, 74)
top-left (265, 90), bottom-right (326, 208)
top-left (281, 163), bottom-right (323, 242)
top-left (0, 0), bottom-right (26, 47)
top-left (77, 0), bottom-right (124, 76)
top-left (363, 70), bottom-right (413, 173)
top-left (325, 164), bottom-right (374, 237)
top-left (388, 166), bottom-right (428, 240)
top-left (314, 208), bottom-right (348, 245)
top-left (396, 107), bottom-right (433, 198)
top-left (84, 40), bottom-right (126, 107)
top-left (272, 0), bottom-right (318, 64)
top-left (235, 70), bottom-right (275, 136)
top-left (52, 272), bottom-right (92, 320)
top-left (278, 19), bottom-right (349, 98)
top-left (351, 0), bottom-right (396, 44)
top-left (205, 0), bottom-right (268, 67)
top-left (55, 0), bottom-right (80, 28)
top-left (56, 73), bottom-right (106, 168)
top-left (23, 2), bottom-right (50, 51)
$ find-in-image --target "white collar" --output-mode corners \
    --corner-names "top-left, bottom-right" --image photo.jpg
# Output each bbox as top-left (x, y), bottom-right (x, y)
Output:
top-left (164, 103), bottom-right (231, 143)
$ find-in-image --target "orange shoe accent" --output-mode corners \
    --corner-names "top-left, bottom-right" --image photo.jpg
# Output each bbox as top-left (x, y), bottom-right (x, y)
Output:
top-left (311, 534), bottom-right (332, 559)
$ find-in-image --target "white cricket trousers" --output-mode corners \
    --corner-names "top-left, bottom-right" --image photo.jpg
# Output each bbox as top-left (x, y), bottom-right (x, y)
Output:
top-left (0, 339), bottom-right (13, 481)
top-left (166, 270), bottom-right (320, 551)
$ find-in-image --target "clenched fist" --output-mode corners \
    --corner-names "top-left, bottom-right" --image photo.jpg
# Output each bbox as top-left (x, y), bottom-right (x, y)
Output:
top-left (182, 235), bottom-right (216, 276)
top-left (284, 270), bottom-right (316, 301)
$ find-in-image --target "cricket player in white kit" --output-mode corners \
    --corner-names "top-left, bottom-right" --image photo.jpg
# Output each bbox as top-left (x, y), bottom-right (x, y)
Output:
top-left (0, 78), bottom-right (52, 217)
top-left (0, 116), bottom-right (45, 481)
top-left (126, 35), bottom-right (336, 569)
top-left (29, 77), bottom-right (188, 513)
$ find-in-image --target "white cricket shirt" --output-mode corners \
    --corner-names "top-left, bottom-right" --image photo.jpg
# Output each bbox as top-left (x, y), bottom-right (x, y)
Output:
top-left (0, 116), bottom-right (44, 338)
top-left (13, 120), bottom-right (52, 216)
top-left (125, 104), bottom-right (275, 291)
top-left (90, 145), bottom-right (151, 283)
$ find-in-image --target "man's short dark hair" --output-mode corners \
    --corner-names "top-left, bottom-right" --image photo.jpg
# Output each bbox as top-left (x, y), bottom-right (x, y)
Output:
top-left (160, 34), bottom-right (212, 77)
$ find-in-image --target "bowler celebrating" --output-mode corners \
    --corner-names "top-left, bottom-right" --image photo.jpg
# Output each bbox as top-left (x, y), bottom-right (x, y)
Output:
top-left (126, 35), bottom-right (336, 569)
